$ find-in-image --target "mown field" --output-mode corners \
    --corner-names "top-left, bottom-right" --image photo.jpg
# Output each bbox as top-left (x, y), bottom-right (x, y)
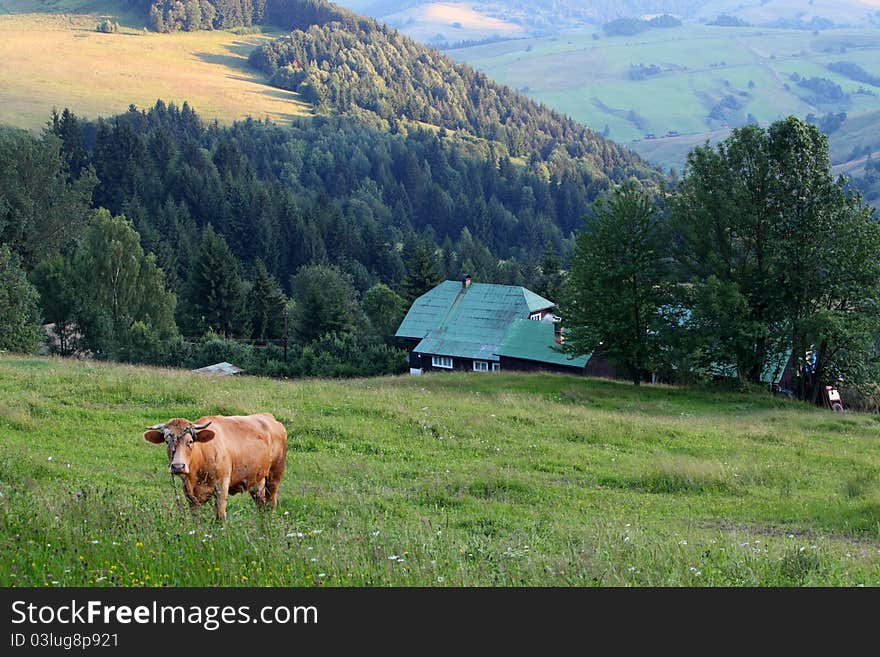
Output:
top-left (0, 12), bottom-right (310, 130)
top-left (450, 23), bottom-right (880, 173)
top-left (1, 354), bottom-right (879, 587)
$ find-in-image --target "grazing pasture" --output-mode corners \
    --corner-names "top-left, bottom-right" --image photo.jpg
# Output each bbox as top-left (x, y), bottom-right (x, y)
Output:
top-left (1, 355), bottom-right (879, 586)
top-left (450, 23), bottom-right (880, 175)
top-left (0, 13), bottom-right (310, 130)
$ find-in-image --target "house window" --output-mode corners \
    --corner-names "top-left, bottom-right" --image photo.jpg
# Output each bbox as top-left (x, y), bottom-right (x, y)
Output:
top-left (492, 363), bottom-right (501, 372)
top-left (473, 360), bottom-right (489, 372)
top-left (529, 312), bottom-right (542, 321)
top-left (432, 355), bottom-right (453, 369)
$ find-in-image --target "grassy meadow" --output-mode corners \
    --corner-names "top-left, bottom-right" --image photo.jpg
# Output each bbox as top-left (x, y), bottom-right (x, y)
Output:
top-left (1, 354), bottom-right (880, 587)
top-left (0, 12), bottom-right (311, 130)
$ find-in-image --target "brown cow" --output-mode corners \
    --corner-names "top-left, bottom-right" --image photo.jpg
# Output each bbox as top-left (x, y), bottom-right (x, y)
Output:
top-left (144, 413), bottom-right (287, 521)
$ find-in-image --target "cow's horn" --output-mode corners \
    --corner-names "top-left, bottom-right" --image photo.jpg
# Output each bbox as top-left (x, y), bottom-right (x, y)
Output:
top-left (192, 421), bottom-right (212, 430)
top-left (146, 423), bottom-right (166, 430)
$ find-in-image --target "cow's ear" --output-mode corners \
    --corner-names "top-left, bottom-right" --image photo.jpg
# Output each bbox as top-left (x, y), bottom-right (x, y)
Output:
top-left (195, 429), bottom-right (215, 442)
top-left (144, 430), bottom-right (164, 444)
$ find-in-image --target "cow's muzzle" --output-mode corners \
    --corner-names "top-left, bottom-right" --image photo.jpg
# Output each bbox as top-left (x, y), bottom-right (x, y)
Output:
top-left (170, 463), bottom-right (188, 475)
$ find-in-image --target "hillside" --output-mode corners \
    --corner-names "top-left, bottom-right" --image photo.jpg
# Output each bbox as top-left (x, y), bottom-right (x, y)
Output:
top-left (336, 0), bottom-right (880, 44)
top-left (247, 4), bottom-right (658, 181)
top-left (449, 21), bottom-right (880, 202)
top-left (0, 13), bottom-right (310, 129)
top-left (2, 354), bottom-right (880, 586)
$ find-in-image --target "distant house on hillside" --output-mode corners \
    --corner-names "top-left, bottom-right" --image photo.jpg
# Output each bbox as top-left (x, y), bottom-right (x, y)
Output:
top-left (395, 276), bottom-right (612, 376)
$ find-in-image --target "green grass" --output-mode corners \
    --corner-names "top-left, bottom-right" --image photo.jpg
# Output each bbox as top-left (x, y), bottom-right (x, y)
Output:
top-left (450, 23), bottom-right (880, 173)
top-left (0, 13), bottom-right (311, 130)
top-left (1, 354), bottom-right (880, 587)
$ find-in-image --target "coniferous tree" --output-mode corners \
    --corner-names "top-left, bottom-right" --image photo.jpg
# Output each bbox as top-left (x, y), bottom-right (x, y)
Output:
top-left (290, 264), bottom-right (363, 343)
top-left (182, 225), bottom-right (245, 339)
top-left (248, 258), bottom-right (287, 342)
top-left (534, 245), bottom-right (566, 303)
top-left (49, 108), bottom-right (90, 180)
top-left (402, 239), bottom-right (441, 302)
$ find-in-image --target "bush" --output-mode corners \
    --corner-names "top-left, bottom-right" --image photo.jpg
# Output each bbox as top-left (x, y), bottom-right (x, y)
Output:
top-left (184, 332), bottom-right (257, 372)
top-left (96, 19), bottom-right (120, 33)
top-left (0, 246), bottom-right (43, 354)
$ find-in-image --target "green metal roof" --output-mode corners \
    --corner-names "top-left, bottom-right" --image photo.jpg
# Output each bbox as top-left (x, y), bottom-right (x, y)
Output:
top-left (761, 349), bottom-right (793, 385)
top-left (496, 319), bottom-right (590, 368)
top-left (395, 280), bottom-right (462, 339)
top-left (396, 281), bottom-right (555, 362)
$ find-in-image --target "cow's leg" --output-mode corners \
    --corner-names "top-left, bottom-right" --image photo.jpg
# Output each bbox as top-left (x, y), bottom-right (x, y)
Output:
top-left (265, 465), bottom-right (284, 510)
top-left (213, 478), bottom-right (230, 521)
top-left (249, 478), bottom-right (268, 508)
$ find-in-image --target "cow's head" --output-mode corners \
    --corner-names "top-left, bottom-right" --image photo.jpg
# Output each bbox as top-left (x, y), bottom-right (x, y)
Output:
top-left (144, 418), bottom-right (215, 475)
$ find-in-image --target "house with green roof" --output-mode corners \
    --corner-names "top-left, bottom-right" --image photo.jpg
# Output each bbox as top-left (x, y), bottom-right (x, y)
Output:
top-left (395, 276), bottom-right (602, 375)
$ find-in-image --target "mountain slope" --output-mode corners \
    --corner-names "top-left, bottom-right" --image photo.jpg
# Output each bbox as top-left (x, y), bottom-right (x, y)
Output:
top-left (248, 2), bottom-right (660, 189)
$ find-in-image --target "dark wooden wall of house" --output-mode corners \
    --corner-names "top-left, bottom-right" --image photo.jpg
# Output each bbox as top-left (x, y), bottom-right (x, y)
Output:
top-left (582, 348), bottom-right (622, 380)
top-left (498, 356), bottom-right (584, 376)
top-left (415, 353), bottom-right (485, 373)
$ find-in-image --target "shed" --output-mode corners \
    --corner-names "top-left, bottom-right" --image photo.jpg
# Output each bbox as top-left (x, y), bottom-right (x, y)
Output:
top-left (192, 361), bottom-right (244, 376)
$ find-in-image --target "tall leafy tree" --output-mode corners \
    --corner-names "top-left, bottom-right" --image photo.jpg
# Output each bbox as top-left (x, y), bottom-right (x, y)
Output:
top-left (670, 123), bottom-right (783, 382)
top-left (363, 283), bottom-right (406, 341)
top-left (671, 117), bottom-right (880, 397)
top-left (31, 256), bottom-right (78, 356)
top-left (0, 127), bottom-right (95, 269)
top-left (561, 182), bottom-right (669, 385)
top-left (767, 119), bottom-right (880, 400)
top-left (71, 209), bottom-right (178, 360)
top-left (0, 245), bottom-right (42, 353)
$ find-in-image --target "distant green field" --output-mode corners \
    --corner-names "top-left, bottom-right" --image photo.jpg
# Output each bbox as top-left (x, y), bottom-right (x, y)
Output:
top-left (0, 13), bottom-right (311, 129)
top-left (451, 23), bottom-right (880, 173)
top-left (2, 354), bottom-right (880, 587)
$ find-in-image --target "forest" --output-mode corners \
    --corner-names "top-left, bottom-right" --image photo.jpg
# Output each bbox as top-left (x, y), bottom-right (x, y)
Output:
top-left (247, 8), bottom-right (658, 180)
top-left (0, 99), bottom-right (615, 377)
top-left (0, 1), bottom-right (663, 380)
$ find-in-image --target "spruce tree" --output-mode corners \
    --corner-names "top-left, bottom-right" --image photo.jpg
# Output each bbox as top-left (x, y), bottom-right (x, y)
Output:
top-left (182, 225), bottom-right (245, 339)
top-left (248, 259), bottom-right (287, 342)
top-left (401, 240), bottom-right (441, 302)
